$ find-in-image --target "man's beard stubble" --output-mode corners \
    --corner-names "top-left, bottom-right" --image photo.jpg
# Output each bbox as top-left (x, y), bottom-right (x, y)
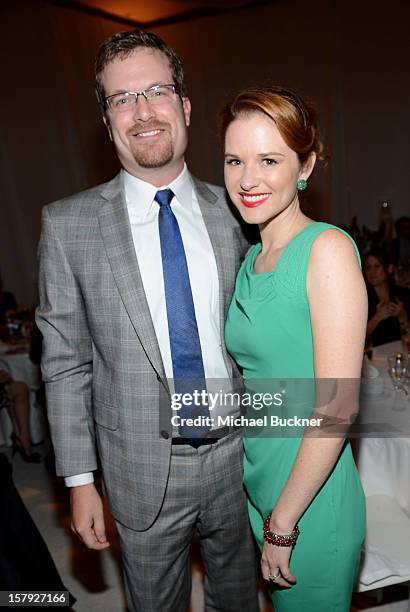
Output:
top-left (128, 121), bottom-right (174, 169)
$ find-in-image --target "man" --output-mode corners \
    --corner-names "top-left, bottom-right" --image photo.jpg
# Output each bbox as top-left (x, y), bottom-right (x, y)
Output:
top-left (36, 30), bottom-right (258, 611)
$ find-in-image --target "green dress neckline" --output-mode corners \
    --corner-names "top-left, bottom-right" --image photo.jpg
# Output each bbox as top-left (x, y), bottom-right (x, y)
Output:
top-left (249, 222), bottom-right (317, 277)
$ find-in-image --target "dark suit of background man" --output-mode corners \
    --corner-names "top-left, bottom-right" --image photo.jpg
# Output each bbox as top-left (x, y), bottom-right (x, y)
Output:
top-left (36, 30), bottom-right (258, 612)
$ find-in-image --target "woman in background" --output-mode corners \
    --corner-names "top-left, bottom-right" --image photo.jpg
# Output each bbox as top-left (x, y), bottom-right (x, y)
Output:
top-left (221, 86), bottom-right (367, 611)
top-left (363, 250), bottom-right (409, 347)
top-left (0, 371), bottom-right (40, 463)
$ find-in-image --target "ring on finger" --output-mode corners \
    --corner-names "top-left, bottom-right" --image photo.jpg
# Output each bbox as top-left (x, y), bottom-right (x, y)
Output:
top-left (269, 569), bottom-right (281, 582)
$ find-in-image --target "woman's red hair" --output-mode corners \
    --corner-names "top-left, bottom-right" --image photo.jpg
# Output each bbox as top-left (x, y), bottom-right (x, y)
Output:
top-left (218, 85), bottom-right (323, 163)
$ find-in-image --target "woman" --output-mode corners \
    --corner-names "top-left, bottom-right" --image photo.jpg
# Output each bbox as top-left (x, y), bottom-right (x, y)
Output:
top-left (363, 250), bottom-right (409, 347)
top-left (221, 86), bottom-right (367, 611)
top-left (0, 370), bottom-right (40, 463)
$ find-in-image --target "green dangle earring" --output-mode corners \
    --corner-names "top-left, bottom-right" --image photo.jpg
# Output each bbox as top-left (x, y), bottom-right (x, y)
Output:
top-left (297, 178), bottom-right (307, 191)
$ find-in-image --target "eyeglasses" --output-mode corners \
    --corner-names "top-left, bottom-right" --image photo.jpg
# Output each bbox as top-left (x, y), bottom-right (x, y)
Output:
top-left (105, 84), bottom-right (178, 112)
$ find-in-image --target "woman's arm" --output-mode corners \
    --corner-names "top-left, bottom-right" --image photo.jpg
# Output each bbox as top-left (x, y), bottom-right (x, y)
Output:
top-left (396, 298), bottom-right (409, 328)
top-left (261, 229), bottom-right (367, 586)
top-left (366, 303), bottom-right (386, 336)
top-left (367, 299), bottom-right (402, 337)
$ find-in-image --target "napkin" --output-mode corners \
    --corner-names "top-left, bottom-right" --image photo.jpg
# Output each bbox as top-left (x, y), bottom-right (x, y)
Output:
top-left (361, 356), bottom-right (384, 395)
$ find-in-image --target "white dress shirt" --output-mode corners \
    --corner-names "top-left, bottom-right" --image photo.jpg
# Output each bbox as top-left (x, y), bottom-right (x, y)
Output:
top-left (65, 165), bottom-right (230, 487)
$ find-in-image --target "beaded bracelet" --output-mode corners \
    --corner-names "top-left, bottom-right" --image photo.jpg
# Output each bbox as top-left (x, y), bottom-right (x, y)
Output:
top-left (263, 513), bottom-right (300, 547)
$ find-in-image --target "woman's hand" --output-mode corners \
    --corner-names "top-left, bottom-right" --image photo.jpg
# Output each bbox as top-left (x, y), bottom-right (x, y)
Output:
top-left (387, 300), bottom-right (402, 317)
top-left (261, 540), bottom-right (296, 588)
top-left (376, 299), bottom-right (400, 320)
top-left (367, 299), bottom-right (401, 336)
top-left (261, 515), bottom-right (297, 587)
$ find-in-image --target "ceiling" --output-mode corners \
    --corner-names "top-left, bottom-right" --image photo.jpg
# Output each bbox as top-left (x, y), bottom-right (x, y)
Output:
top-left (44, 0), bottom-right (274, 27)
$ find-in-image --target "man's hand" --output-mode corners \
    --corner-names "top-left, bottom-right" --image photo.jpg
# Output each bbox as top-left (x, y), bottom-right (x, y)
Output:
top-left (70, 483), bottom-right (110, 550)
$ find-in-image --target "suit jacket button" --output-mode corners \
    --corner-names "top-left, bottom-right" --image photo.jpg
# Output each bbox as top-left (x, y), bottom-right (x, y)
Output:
top-left (161, 430), bottom-right (170, 440)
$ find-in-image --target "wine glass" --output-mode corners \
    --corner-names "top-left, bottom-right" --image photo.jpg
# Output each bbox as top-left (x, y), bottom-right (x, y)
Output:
top-left (387, 355), bottom-right (407, 392)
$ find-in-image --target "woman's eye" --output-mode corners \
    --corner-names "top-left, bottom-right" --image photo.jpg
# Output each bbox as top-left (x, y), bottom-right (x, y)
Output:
top-left (262, 158), bottom-right (277, 166)
top-left (226, 158), bottom-right (241, 166)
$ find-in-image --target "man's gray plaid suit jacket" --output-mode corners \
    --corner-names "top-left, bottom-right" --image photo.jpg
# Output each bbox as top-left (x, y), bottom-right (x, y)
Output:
top-left (36, 171), bottom-right (249, 531)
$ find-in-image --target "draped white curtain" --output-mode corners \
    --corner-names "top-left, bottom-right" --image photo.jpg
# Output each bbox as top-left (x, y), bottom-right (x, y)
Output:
top-left (1, 0), bottom-right (409, 305)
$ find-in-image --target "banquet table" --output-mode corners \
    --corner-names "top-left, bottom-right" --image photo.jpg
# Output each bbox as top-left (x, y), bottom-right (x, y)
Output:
top-left (356, 341), bottom-right (410, 515)
top-left (355, 341), bottom-right (410, 593)
top-left (0, 341), bottom-right (43, 446)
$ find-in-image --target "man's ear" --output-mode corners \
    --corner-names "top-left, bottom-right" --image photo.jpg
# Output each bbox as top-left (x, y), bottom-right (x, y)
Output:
top-left (103, 115), bottom-right (113, 141)
top-left (182, 97), bottom-right (191, 127)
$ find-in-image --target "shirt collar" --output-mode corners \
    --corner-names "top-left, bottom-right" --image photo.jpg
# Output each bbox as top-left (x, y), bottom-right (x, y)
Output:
top-left (123, 163), bottom-right (194, 220)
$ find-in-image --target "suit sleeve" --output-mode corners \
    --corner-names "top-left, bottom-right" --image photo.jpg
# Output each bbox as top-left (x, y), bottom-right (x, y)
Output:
top-left (36, 206), bottom-right (97, 477)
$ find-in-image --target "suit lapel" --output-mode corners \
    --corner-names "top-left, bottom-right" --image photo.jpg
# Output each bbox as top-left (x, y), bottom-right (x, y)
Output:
top-left (97, 174), bottom-right (166, 379)
top-left (192, 177), bottom-right (237, 352)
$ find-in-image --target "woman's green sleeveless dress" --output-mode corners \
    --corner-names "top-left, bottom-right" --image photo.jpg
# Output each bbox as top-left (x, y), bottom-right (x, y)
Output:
top-left (225, 223), bottom-right (366, 612)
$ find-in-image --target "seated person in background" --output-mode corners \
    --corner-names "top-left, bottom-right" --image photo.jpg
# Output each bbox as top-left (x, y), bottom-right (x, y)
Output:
top-left (0, 370), bottom-right (40, 463)
top-left (0, 453), bottom-right (74, 602)
top-left (0, 273), bottom-right (17, 327)
top-left (364, 250), bottom-right (410, 347)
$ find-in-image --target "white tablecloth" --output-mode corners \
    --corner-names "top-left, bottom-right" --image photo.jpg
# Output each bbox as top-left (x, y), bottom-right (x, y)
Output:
top-left (356, 436), bottom-right (410, 517)
top-left (355, 341), bottom-right (410, 592)
top-left (357, 340), bottom-right (410, 515)
top-left (0, 348), bottom-right (43, 446)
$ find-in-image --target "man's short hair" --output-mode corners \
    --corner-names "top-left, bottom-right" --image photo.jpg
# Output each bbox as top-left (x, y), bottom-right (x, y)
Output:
top-left (95, 29), bottom-right (187, 111)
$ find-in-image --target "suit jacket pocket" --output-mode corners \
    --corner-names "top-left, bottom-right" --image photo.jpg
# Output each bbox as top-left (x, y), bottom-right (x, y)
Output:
top-left (93, 399), bottom-right (119, 431)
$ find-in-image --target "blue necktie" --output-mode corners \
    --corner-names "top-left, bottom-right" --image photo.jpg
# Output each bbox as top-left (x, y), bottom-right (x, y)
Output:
top-left (155, 189), bottom-right (210, 443)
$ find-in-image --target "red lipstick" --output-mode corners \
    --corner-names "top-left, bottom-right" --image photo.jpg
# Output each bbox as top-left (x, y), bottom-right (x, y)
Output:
top-left (239, 192), bottom-right (270, 208)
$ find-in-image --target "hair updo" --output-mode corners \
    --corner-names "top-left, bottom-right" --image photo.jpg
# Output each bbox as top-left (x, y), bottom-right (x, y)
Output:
top-left (218, 85), bottom-right (324, 164)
